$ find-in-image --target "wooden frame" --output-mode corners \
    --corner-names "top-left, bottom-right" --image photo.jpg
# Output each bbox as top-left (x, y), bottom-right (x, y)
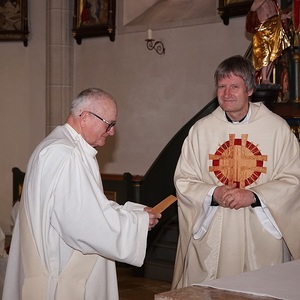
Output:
top-left (72, 0), bottom-right (116, 44)
top-left (218, 0), bottom-right (253, 25)
top-left (0, 0), bottom-right (29, 46)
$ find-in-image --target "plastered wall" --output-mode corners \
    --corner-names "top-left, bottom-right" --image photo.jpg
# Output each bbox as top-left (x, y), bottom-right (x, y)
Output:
top-left (0, 0), bottom-right (250, 234)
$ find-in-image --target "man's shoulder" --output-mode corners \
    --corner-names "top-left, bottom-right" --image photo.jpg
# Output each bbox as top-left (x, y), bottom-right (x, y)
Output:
top-left (44, 125), bottom-right (77, 147)
top-left (32, 125), bottom-right (78, 160)
top-left (187, 108), bottom-right (223, 136)
top-left (251, 102), bottom-right (288, 123)
top-left (192, 111), bottom-right (216, 127)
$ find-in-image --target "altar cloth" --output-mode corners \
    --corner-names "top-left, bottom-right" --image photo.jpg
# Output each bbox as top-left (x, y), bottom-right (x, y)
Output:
top-left (195, 260), bottom-right (300, 300)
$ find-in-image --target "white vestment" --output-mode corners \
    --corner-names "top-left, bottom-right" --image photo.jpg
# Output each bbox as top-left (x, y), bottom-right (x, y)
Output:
top-left (172, 102), bottom-right (300, 289)
top-left (3, 124), bottom-right (149, 300)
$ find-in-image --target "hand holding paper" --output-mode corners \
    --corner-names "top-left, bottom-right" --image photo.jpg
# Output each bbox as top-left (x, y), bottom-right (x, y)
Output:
top-left (144, 195), bottom-right (177, 230)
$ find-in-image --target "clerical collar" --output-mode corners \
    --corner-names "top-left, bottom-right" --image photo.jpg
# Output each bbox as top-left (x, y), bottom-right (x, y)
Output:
top-left (225, 113), bottom-right (246, 123)
top-left (225, 105), bottom-right (251, 125)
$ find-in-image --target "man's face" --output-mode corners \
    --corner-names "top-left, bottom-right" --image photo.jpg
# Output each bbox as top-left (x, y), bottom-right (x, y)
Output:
top-left (217, 74), bottom-right (253, 121)
top-left (81, 99), bottom-right (117, 148)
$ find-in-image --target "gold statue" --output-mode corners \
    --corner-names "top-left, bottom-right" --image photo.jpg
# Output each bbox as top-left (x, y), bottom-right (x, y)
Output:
top-left (250, 0), bottom-right (291, 84)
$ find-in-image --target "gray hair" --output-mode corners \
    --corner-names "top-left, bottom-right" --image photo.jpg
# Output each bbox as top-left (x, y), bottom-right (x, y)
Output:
top-left (70, 88), bottom-right (115, 116)
top-left (214, 55), bottom-right (256, 93)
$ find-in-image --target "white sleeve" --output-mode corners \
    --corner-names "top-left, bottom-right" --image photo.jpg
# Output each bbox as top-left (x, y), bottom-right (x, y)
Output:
top-left (253, 201), bottom-right (282, 239)
top-left (50, 151), bottom-right (149, 266)
top-left (192, 188), bottom-right (282, 240)
top-left (193, 187), bottom-right (218, 240)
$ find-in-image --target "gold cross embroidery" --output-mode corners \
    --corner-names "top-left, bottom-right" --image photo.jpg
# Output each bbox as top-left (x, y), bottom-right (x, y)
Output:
top-left (209, 134), bottom-right (267, 189)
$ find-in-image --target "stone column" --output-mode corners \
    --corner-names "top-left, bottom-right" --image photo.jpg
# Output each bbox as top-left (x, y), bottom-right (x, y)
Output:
top-left (46, 1), bottom-right (74, 134)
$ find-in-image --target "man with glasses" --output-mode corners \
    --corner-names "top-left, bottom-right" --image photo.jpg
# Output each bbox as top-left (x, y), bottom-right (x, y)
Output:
top-left (3, 88), bottom-right (161, 300)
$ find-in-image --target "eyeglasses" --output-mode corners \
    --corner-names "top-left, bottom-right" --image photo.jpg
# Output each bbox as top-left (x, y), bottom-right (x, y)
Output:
top-left (81, 111), bottom-right (116, 132)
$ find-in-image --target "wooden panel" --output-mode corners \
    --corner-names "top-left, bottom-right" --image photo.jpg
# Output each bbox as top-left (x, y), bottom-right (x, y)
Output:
top-left (101, 174), bottom-right (130, 204)
top-left (12, 168), bottom-right (130, 205)
top-left (155, 286), bottom-right (275, 300)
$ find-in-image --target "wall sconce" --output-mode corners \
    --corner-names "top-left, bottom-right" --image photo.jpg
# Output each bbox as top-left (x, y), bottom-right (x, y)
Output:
top-left (145, 29), bottom-right (165, 55)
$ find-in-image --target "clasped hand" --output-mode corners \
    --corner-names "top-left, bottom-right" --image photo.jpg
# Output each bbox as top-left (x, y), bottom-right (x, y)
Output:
top-left (144, 207), bottom-right (161, 230)
top-left (213, 183), bottom-right (255, 209)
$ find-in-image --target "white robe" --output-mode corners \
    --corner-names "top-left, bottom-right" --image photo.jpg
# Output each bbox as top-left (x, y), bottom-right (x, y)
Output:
top-left (172, 102), bottom-right (300, 289)
top-left (3, 124), bottom-right (149, 300)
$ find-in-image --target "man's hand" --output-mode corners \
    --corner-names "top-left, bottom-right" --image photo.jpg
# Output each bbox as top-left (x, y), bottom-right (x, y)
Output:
top-left (144, 207), bottom-right (161, 230)
top-left (213, 183), bottom-right (255, 209)
top-left (213, 183), bottom-right (237, 206)
top-left (221, 188), bottom-right (255, 209)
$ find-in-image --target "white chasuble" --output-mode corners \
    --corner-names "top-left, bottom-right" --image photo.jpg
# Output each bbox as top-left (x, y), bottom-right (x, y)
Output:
top-left (172, 102), bottom-right (300, 289)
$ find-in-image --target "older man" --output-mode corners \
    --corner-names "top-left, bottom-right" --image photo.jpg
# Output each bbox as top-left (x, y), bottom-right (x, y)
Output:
top-left (3, 88), bottom-right (161, 300)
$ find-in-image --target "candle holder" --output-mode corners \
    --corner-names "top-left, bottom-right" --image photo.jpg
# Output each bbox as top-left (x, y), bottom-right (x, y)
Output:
top-left (145, 39), bottom-right (165, 55)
